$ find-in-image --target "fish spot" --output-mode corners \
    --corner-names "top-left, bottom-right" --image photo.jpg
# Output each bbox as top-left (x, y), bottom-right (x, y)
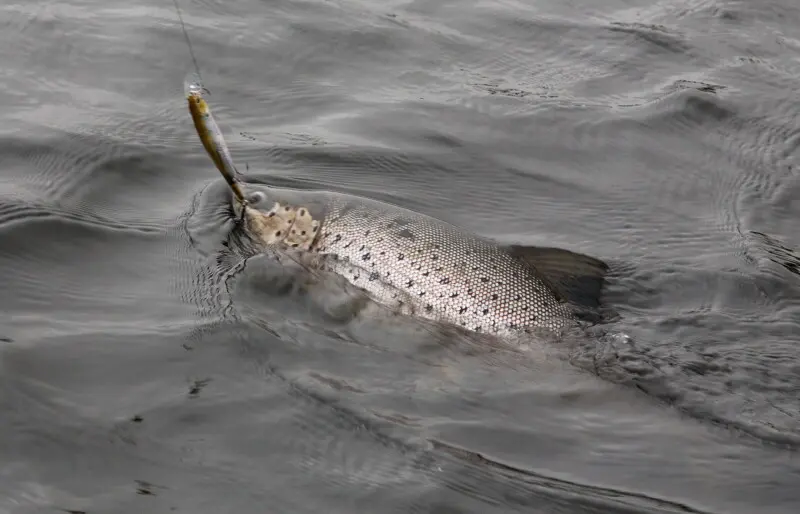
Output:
top-left (365, 230), bottom-right (370, 236)
top-left (369, 272), bottom-right (379, 281)
top-left (473, 266), bottom-right (480, 271)
top-left (491, 294), bottom-right (498, 300)
top-left (334, 234), bottom-right (342, 242)
top-left (291, 243), bottom-right (299, 247)
top-left (450, 292), bottom-right (459, 298)
top-left (359, 245), bottom-right (365, 252)
top-left (482, 308), bottom-right (489, 315)
top-left (515, 295), bottom-right (521, 301)
top-left (418, 291), bottom-right (426, 297)
top-left (431, 255), bottom-right (438, 261)
top-left (523, 305), bottom-right (529, 311)
top-left (425, 304), bottom-right (433, 312)
top-left (301, 230), bottom-right (306, 235)
top-left (344, 241), bottom-right (352, 249)
top-left (481, 277), bottom-right (489, 283)
top-left (380, 251), bottom-right (386, 256)
top-left (268, 212), bottom-right (275, 218)
top-left (362, 253), bottom-right (371, 261)
top-left (275, 230), bottom-right (282, 237)
top-left (474, 326), bottom-right (483, 332)
top-left (467, 288), bottom-right (474, 295)
top-left (398, 253), bottom-right (405, 260)
top-left (458, 307), bottom-right (467, 314)
top-left (497, 281), bottom-right (504, 286)
top-left (440, 277), bottom-right (450, 284)
top-left (422, 271), bottom-right (430, 277)
top-left (388, 219), bottom-right (411, 228)
top-left (397, 228), bottom-right (415, 239)
top-left (406, 280), bottom-right (414, 287)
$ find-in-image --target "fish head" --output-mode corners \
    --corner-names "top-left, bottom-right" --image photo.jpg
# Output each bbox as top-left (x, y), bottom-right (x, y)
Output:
top-left (234, 187), bottom-right (322, 251)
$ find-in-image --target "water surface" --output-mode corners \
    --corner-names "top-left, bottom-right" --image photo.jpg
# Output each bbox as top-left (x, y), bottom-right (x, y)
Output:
top-left (1, 0), bottom-right (800, 513)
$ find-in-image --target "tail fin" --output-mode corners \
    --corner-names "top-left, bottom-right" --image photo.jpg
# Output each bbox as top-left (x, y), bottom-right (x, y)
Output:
top-left (508, 245), bottom-right (609, 316)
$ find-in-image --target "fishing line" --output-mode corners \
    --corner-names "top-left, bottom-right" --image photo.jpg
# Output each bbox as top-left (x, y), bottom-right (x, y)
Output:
top-left (166, 2), bottom-right (478, 351)
top-left (171, 0), bottom-right (205, 88)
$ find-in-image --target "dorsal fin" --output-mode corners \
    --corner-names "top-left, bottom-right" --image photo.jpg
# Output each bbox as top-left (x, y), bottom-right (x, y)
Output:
top-left (507, 245), bottom-right (609, 312)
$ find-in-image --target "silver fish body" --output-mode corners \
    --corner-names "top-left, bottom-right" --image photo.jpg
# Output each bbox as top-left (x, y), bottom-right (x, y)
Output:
top-left (232, 185), bottom-right (609, 337)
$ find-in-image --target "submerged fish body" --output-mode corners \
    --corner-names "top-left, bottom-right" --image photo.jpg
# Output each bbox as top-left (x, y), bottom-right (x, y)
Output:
top-left (231, 185), bottom-right (609, 337)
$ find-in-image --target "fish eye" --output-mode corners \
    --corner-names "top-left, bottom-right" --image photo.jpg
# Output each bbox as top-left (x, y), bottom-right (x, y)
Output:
top-left (247, 191), bottom-right (266, 204)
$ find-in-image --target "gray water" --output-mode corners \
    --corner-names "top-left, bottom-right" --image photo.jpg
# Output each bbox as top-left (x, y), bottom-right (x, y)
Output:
top-left (1, 0), bottom-right (800, 513)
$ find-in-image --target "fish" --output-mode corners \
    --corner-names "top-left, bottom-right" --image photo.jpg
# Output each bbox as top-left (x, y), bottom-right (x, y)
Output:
top-left (184, 75), bottom-right (610, 338)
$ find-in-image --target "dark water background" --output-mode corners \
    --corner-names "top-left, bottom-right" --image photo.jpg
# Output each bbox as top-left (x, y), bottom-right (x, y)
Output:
top-left (2, 0), bottom-right (800, 512)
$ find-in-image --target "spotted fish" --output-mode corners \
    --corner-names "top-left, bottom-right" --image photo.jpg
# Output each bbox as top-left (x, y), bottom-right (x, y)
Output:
top-left (234, 187), bottom-right (609, 337)
top-left (185, 76), bottom-right (609, 337)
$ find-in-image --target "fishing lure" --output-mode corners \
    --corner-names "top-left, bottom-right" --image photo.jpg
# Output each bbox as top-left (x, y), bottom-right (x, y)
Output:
top-left (184, 73), bottom-right (247, 205)
top-left (172, 0), bottom-right (247, 205)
